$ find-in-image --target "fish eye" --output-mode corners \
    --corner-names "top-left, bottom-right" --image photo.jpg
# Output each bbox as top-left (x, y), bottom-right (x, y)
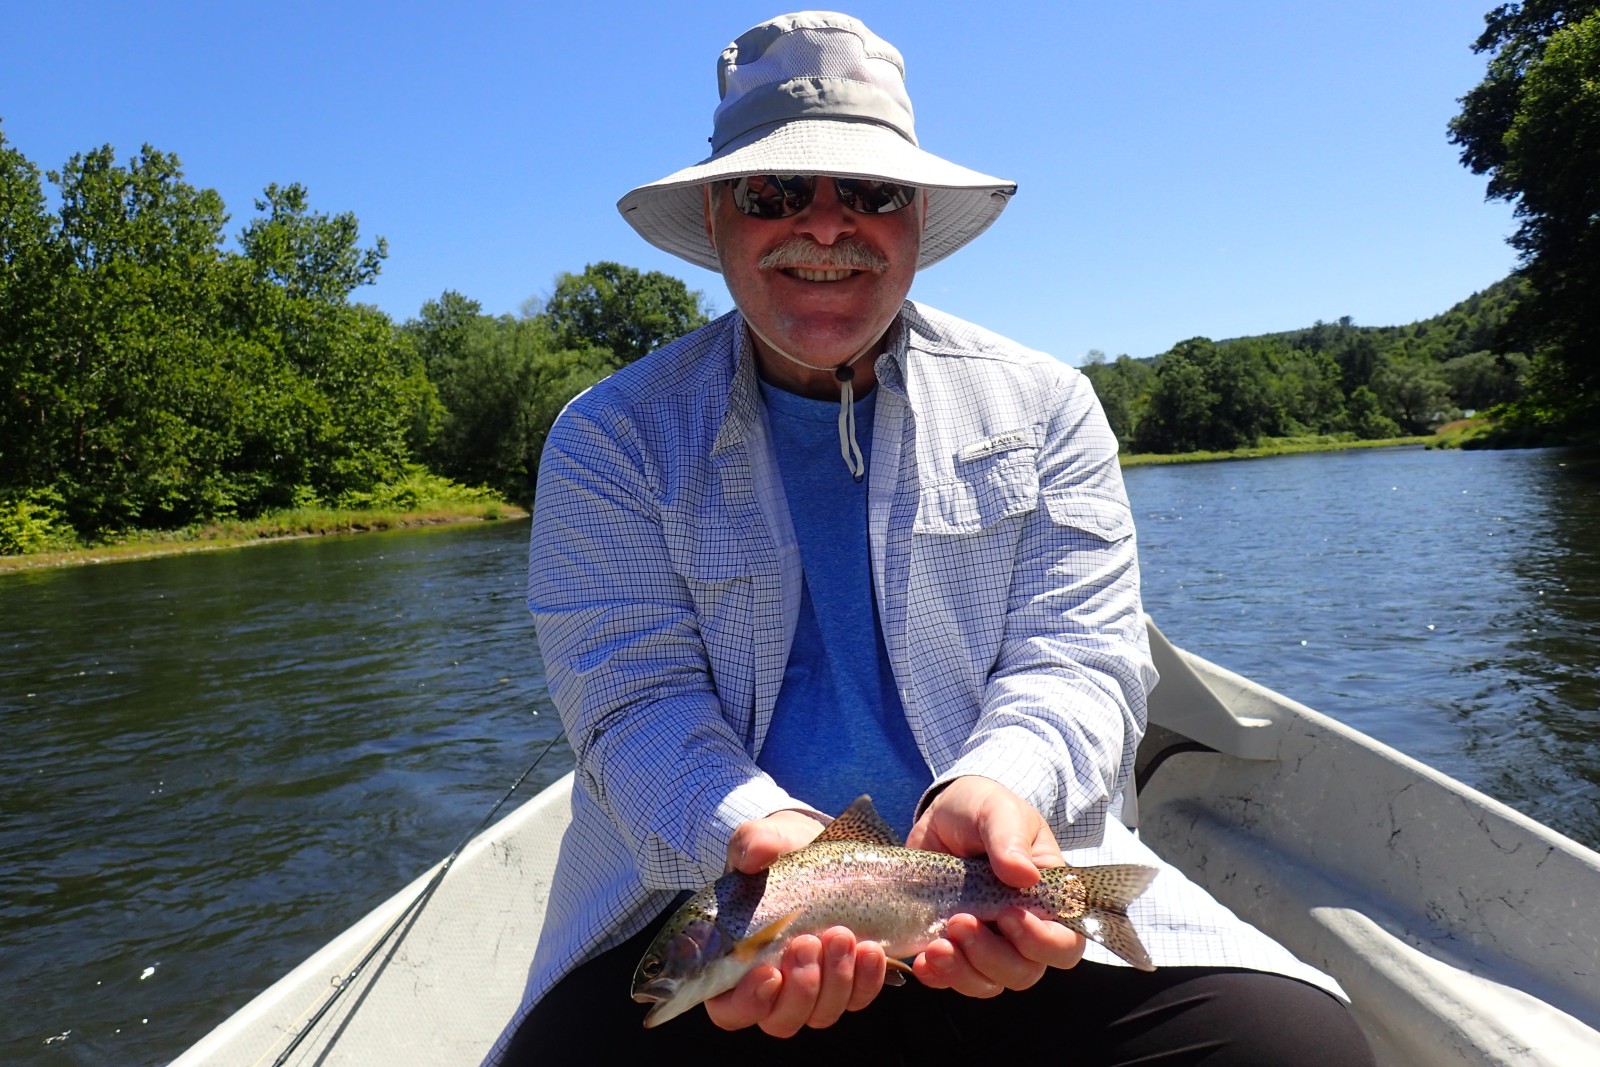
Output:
top-left (640, 956), bottom-right (663, 979)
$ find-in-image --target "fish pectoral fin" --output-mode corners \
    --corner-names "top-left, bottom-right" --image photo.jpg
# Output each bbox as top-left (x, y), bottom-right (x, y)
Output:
top-left (883, 958), bottom-right (915, 987)
top-left (731, 910), bottom-right (803, 963)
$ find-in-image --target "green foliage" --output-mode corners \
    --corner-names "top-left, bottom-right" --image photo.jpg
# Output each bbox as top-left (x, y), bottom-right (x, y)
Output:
top-left (1079, 352), bottom-right (1154, 449)
top-left (332, 465), bottom-right (499, 512)
top-left (1439, 350), bottom-right (1527, 410)
top-left (1080, 280), bottom-right (1530, 456)
top-left (0, 489), bottom-right (74, 555)
top-left (1271, 349), bottom-right (1347, 435)
top-left (238, 182), bottom-right (387, 301)
top-left (539, 261), bottom-right (712, 365)
top-left (1132, 353), bottom-right (1213, 454)
top-left (0, 130), bottom-right (724, 540)
top-left (406, 292), bottom-right (614, 503)
top-left (1450, 3), bottom-right (1600, 433)
top-left (1373, 359), bottom-right (1456, 434)
top-left (1131, 337), bottom-right (1280, 454)
top-left (1337, 385), bottom-right (1401, 441)
top-left (0, 134), bottom-right (433, 539)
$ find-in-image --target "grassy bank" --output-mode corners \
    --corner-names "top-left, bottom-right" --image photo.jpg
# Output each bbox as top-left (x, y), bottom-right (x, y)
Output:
top-left (0, 501), bottom-right (526, 574)
top-left (1, 468), bottom-right (530, 574)
top-left (5, 433), bottom-right (1475, 573)
top-left (1118, 433), bottom-right (1434, 468)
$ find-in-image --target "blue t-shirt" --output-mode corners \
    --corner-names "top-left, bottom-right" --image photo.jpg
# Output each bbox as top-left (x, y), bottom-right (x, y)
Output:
top-left (755, 381), bottom-right (931, 837)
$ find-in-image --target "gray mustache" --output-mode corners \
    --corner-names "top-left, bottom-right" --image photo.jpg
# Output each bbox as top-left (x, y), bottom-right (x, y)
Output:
top-left (758, 238), bottom-right (889, 272)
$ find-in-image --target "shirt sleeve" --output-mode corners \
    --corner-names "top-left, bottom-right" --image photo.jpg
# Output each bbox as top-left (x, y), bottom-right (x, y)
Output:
top-left (527, 395), bottom-right (802, 889)
top-left (928, 368), bottom-right (1157, 847)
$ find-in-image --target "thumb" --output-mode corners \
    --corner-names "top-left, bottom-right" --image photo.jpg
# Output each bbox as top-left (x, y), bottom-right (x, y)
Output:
top-left (980, 806), bottom-right (1048, 889)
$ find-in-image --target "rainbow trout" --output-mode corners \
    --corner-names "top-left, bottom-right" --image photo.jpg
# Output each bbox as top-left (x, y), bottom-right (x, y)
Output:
top-left (630, 795), bottom-right (1157, 1026)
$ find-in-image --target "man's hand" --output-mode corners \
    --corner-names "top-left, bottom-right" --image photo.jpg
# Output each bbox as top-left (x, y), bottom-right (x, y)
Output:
top-left (904, 776), bottom-right (1086, 996)
top-left (723, 809), bottom-right (826, 874)
top-left (704, 927), bottom-right (888, 1036)
top-left (707, 810), bottom-right (890, 1035)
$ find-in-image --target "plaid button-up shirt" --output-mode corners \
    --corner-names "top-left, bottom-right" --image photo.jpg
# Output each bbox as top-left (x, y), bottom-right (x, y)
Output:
top-left (493, 303), bottom-right (1338, 1058)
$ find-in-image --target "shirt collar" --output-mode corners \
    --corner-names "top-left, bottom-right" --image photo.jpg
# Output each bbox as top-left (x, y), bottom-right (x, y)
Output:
top-left (714, 304), bottom-right (912, 457)
top-left (712, 315), bottom-right (765, 458)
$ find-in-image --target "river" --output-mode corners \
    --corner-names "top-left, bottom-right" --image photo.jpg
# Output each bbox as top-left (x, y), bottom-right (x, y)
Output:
top-left (1, 444), bottom-right (1596, 1065)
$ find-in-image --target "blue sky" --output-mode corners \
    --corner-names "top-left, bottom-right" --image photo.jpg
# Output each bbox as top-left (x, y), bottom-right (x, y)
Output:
top-left (5, 1), bottom-right (1516, 363)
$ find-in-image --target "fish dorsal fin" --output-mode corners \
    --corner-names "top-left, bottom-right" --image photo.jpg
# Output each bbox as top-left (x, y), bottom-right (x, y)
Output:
top-left (814, 795), bottom-right (903, 847)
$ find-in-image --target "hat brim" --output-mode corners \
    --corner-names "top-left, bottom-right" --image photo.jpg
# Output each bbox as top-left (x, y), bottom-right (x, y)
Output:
top-left (617, 119), bottom-right (1016, 273)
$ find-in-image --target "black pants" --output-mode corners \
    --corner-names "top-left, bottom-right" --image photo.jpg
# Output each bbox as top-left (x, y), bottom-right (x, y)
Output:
top-left (501, 906), bottom-right (1377, 1066)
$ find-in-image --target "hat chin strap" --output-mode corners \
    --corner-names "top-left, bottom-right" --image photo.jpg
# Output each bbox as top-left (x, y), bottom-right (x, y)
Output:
top-left (744, 319), bottom-right (877, 483)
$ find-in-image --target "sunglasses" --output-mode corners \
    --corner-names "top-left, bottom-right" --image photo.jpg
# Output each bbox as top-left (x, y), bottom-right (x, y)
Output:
top-left (726, 174), bottom-right (919, 219)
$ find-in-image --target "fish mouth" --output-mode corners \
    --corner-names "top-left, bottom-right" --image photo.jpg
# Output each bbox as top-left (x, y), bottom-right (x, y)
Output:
top-left (638, 989), bottom-right (696, 1029)
top-left (632, 977), bottom-right (675, 1006)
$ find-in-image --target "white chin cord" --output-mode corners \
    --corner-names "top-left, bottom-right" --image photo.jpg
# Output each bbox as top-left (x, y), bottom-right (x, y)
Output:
top-left (745, 321), bottom-right (876, 482)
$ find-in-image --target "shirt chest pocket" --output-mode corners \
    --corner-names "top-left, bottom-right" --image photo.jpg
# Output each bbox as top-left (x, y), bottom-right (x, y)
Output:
top-left (663, 517), bottom-right (751, 586)
top-left (911, 445), bottom-right (1136, 545)
top-left (914, 448), bottom-right (1042, 535)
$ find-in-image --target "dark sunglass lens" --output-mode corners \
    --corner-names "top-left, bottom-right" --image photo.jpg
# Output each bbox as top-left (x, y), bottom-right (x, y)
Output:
top-left (836, 179), bottom-right (917, 214)
top-left (730, 175), bottom-right (817, 218)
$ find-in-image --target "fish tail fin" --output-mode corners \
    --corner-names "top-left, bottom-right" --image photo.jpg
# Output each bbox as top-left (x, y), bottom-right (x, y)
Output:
top-left (1044, 863), bottom-right (1159, 972)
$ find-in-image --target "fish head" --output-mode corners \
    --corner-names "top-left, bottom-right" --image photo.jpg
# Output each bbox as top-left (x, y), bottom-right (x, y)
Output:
top-left (630, 911), bottom-right (749, 1028)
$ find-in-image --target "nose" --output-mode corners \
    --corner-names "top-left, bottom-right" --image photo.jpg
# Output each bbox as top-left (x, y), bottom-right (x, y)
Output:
top-left (791, 178), bottom-right (857, 246)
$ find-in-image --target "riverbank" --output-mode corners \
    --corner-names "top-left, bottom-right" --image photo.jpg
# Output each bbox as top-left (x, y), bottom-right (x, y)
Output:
top-left (1118, 433), bottom-right (1435, 467)
top-left (4, 434), bottom-right (1457, 573)
top-left (0, 502), bottom-right (527, 575)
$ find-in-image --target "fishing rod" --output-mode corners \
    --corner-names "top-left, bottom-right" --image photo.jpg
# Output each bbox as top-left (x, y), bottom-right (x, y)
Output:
top-left (266, 732), bottom-right (564, 1067)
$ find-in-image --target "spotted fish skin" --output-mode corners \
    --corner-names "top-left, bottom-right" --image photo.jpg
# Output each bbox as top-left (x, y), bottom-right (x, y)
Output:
top-left (630, 795), bottom-right (1158, 1026)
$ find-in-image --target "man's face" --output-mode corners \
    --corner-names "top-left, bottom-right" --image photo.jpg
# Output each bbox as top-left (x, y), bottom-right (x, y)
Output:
top-left (706, 176), bottom-right (923, 384)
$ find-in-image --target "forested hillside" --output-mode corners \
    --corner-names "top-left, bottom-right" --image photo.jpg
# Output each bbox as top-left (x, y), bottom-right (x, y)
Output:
top-left (1080, 278), bottom-right (1527, 454)
top-left (0, 131), bottom-right (707, 553)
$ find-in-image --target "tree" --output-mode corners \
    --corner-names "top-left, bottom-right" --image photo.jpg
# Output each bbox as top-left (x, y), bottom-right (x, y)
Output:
top-left (1272, 349), bottom-right (1348, 434)
top-left (406, 293), bottom-right (612, 502)
top-left (1134, 346), bottom-right (1215, 454)
top-left (1440, 350), bottom-right (1526, 410)
top-left (1373, 358), bottom-right (1456, 434)
top-left (1449, 3), bottom-right (1600, 433)
top-left (1131, 338), bottom-right (1282, 454)
top-left (538, 261), bottom-right (712, 365)
top-left (1080, 352), bottom-right (1154, 449)
top-left (238, 182), bottom-right (386, 302)
top-left (1346, 385), bottom-right (1401, 440)
top-left (42, 143), bottom-right (235, 529)
top-left (1205, 338), bottom-right (1284, 447)
top-left (0, 125), bottom-right (63, 495)
top-left (0, 134), bottom-right (433, 536)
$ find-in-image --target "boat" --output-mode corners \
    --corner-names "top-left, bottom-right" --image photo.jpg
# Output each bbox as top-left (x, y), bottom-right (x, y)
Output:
top-left (171, 619), bottom-right (1600, 1066)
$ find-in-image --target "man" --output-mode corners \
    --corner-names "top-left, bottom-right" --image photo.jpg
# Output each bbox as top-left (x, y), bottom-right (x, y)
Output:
top-left (491, 12), bottom-right (1374, 1065)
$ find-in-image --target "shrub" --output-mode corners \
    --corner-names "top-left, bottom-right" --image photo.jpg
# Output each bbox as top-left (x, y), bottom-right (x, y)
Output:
top-left (0, 491), bottom-right (75, 555)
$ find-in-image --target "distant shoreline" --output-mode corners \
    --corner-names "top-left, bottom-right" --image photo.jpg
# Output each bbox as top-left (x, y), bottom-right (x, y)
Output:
top-left (1118, 434), bottom-right (1435, 468)
top-left (0, 504), bottom-right (528, 575)
top-left (0, 434), bottom-right (1454, 574)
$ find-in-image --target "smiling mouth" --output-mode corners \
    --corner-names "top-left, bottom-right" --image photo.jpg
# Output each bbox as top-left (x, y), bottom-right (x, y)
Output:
top-left (786, 267), bottom-right (858, 282)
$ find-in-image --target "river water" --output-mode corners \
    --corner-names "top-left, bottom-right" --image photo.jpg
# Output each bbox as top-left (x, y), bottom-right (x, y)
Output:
top-left (2, 445), bottom-right (1596, 1065)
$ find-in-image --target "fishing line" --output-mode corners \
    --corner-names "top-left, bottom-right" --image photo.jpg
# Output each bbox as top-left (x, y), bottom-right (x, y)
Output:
top-left (264, 732), bottom-right (564, 1067)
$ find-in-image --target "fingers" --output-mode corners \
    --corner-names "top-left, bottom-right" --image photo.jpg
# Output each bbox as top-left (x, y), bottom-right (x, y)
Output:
top-left (907, 776), bottom-right (1064, 890)
top-left (706, 962), bottom-right (784, 1030)
top-left (755, 935), bottom-right (826, 1037)
top-left (913, 913), bottom-right (1040, 996)
top-left (705, 929), bottom-right (888, 1036)
top-left (980, 802), bottom-right (1051, 889)
top-left (726, 810), bottom-right (826, 873)
top-left (997, 907), bottom-right (1086, 970)
top-left (846, 940), bottom-right (888, 1011)
top-left (912, 910), bottom-right (1084, 997)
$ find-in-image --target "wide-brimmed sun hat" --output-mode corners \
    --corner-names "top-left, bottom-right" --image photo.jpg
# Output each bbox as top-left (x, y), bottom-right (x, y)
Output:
top-left (617, 11), bottom-right (1017, 273)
